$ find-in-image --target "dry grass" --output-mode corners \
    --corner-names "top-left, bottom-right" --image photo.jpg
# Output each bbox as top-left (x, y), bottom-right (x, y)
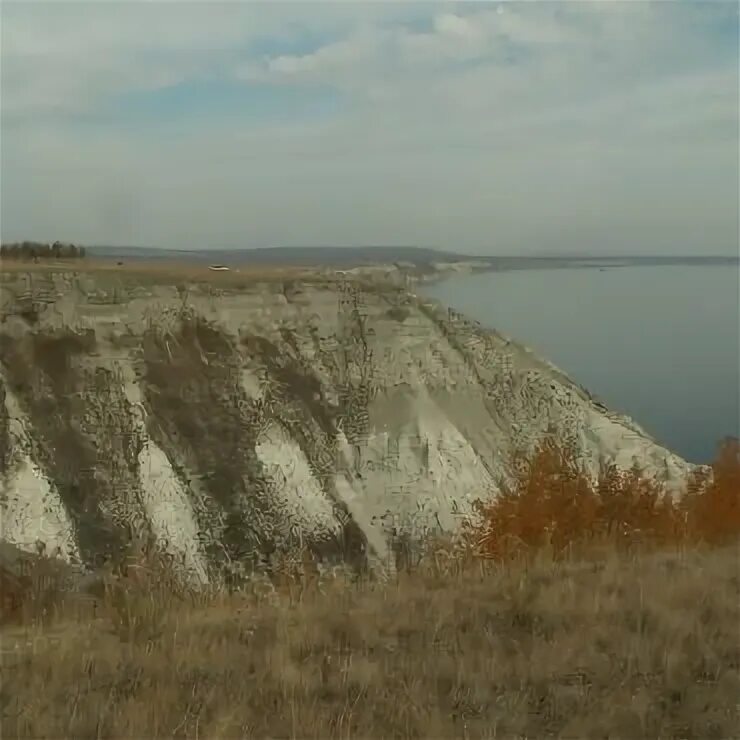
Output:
top-left (0, 441), bottom-right (737, 738)
top-left (0, 257), bottom-right (328, 286)
top-left (0, 547), bottom-right (738, 739)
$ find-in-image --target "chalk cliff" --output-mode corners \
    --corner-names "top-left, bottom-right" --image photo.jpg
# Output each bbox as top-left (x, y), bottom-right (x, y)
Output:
top-left (0, 268), bottom-right (692, 582)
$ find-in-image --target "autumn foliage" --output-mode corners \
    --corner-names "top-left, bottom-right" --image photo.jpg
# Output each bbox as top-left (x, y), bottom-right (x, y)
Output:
top-left (470, 437), bottom-right (740, 560)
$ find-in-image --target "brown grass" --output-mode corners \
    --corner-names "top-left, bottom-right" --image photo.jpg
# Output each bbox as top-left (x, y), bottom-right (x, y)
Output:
top-left (0, 547), bottom-right (737, 739)
top-left (0, 441), bottom-right (738, 738)
top-left (0, 257), bottom-right (336, 286)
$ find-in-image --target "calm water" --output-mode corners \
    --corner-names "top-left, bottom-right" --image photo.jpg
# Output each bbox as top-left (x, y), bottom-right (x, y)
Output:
top-left (424, 265), bottom-right (739, 463)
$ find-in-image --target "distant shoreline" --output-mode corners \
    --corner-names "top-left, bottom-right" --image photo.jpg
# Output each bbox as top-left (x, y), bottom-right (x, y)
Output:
top-left (81, 246), bottom-right (738, 286)
top-left (85, 245), bottom-right (738, 266)
top-left (415, 254), bottom-right (738, 287)
top-left (4, 245), bottom-right (734, 292)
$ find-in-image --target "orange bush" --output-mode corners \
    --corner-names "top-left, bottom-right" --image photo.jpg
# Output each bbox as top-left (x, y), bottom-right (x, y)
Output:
top-left (470, 437), bottom-right (740, 561)
top-left (684, 437), bottom-right (740, 544)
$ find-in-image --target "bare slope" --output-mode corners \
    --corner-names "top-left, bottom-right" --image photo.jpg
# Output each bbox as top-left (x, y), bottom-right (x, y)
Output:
top-left (0, 266), bottom-right (691, 581)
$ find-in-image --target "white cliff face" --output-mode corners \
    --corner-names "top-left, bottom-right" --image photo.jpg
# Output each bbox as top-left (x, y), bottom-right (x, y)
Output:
top-left (136, 440), bottom-right (209, 584)
top-left (254, 421), bottom-right (340, 541)
top-left (0, 378), bottom-right (80, 562)
top-left (0, 270), bottom-right (696, 578)
top-left (349, 386), bottom-right (497, 541)
top-left (118, 361), bottom-right (210, 584)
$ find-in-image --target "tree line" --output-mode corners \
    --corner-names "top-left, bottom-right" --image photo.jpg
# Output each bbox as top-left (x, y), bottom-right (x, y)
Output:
top-left (0, 241), bottom-right (87, 260)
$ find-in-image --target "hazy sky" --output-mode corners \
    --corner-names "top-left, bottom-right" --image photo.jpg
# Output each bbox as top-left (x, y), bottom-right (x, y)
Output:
top-left (1, 1), bottom-right (738, 256)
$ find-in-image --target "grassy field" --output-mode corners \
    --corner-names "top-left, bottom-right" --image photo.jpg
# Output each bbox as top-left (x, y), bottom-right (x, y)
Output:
top-left (0, 546), bottom-right (737, 739)
top-left (0, 257), bottom-right (329, 287)
top-left (1, 440), bottom-right (738, 739)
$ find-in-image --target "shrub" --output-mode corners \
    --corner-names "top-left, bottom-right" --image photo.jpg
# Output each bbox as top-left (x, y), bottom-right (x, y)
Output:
top-left (469, 437), bottom-right (740, 561)
top-left (683, 437), bottom-right (740, 545)
top-left (0, 549), bottom-right (74, 626)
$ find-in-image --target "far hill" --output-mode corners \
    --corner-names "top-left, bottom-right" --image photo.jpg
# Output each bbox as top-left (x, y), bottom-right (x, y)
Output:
top-left (87, 245), bottom-right (486, 267)
top-left (86, 245), bottom-right (738, 271)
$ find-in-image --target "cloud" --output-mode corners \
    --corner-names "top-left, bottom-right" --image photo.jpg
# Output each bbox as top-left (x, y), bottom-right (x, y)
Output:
top-left (1, 1), bottom-right (737, 255)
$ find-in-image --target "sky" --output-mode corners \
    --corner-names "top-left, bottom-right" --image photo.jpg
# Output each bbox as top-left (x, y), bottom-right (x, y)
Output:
top-left (1, 1), bottom-right (738, 256)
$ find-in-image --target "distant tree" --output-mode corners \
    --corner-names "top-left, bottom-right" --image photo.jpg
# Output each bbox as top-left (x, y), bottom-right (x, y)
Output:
top-left (0, 240), bottom-right (86, 261)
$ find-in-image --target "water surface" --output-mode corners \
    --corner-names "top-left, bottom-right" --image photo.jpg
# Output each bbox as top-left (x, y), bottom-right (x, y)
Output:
top-left (424, 265), bottom-right (739, 463)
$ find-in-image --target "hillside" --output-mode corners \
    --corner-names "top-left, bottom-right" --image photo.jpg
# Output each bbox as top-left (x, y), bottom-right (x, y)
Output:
top-left (0, 264), bottom-right (692, 583)
top-left (87, 245), bottom-right (489, 268)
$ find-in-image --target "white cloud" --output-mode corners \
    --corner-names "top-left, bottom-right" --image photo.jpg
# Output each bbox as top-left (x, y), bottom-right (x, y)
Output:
top-left (251, 29), bottom-right (382, 85)
top-left (1, 2), bottom-right (737, 255)
top-left (2, 4), bottom-right (251, 115)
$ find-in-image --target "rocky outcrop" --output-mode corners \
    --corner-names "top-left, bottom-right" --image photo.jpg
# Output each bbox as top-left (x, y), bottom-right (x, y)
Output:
top-left (0, 269), bottom-right (692, 582)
